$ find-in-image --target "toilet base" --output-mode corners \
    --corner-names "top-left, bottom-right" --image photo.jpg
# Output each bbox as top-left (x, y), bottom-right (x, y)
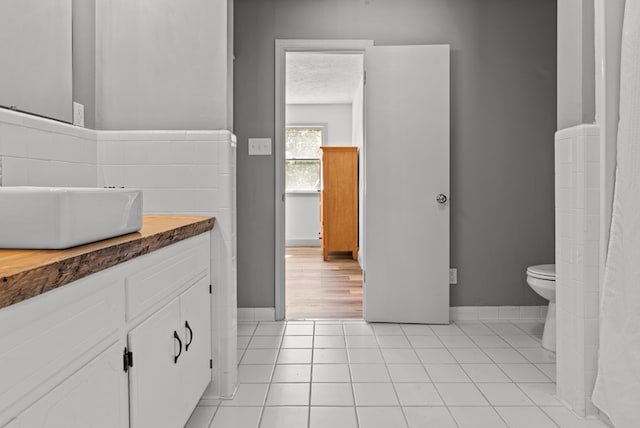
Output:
top-left (542, 301), bottom-right (556, 352)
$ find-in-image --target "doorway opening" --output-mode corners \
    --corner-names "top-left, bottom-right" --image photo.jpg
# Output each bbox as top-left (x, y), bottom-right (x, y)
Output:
top-left (277, 43), bottom-right (370, 320)
top-left (276, 41), bottom-right (451, 324)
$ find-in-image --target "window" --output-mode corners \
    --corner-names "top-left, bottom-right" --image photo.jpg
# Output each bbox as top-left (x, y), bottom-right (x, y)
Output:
top-left (285, 127), bottom-right (323, 191)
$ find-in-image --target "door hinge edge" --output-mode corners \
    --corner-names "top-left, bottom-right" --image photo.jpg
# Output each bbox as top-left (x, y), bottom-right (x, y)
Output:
top-left (123, 347), bottom-right (133, 372)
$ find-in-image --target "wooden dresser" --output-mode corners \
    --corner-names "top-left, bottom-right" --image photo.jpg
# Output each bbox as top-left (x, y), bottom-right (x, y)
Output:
top-left (320, 146), bottom-right (358, 261)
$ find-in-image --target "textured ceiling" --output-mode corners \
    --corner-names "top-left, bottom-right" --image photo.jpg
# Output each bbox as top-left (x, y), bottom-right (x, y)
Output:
top-left (286, 52), bottom-right (364, 105)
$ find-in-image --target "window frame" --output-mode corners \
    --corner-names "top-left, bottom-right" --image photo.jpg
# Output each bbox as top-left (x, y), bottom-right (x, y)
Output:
top-left (284, 124), bottom-right (327, 194)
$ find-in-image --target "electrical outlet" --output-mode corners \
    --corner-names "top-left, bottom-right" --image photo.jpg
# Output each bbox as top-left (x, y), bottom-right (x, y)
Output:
top-left (449, 268), bottom-right (457, 285)
top-left (248, 138), bottom-right (272, 155)
top-left (73, 102), bottom-right (84, 127)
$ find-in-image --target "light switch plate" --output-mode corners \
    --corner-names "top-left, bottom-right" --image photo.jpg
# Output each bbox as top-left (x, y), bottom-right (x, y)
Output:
top-left (248, 138), bottom-right (272, 156)
top-left (449, 268), bottom-right (457, 285)
top-left (73, 102), bottom-right (85, 127)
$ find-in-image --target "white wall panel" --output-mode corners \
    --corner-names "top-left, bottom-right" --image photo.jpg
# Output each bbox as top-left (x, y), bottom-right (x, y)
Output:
top-left (555, 124), bottom-right (600, 417)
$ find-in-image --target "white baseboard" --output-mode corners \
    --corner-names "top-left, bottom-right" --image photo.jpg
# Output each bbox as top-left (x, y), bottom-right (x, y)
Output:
top-left (286, 239), bottom-right (320, 247)
top-left (197, 397), bottom-right (221, 407)
top-left (238, 307), bottom-right (276, 322)
top-left (238, 306), bottom-right (547, 323)
top-left (450, 305), bottom-right (547, 321)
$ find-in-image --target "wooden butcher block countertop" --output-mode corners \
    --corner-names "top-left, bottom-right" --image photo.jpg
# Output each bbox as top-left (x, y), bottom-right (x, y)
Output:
top-left (0, 215), bottom-right (215, 309)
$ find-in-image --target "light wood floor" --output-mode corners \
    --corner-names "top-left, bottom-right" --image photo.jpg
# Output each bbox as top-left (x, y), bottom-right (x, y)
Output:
top-left (285, 247), bottom-right (363, 319)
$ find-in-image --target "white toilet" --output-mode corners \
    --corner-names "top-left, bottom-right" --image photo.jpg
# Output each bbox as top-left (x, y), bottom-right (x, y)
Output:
top-left (526, 264), bottom-right (556, 352)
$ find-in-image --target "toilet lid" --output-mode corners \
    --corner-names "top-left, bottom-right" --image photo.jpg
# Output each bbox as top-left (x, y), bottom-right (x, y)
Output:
top-left (527, 264), bottom-right (555, 280)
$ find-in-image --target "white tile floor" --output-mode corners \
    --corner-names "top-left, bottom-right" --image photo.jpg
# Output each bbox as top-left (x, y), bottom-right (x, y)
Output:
top-left (185, 320), bottom-right (610, 428)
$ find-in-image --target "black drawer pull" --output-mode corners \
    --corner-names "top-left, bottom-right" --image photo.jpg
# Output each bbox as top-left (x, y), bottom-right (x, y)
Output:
top-left (173, 331), bottom-right (183, 364)
top-left (185, 321), bottom-right (194, 351)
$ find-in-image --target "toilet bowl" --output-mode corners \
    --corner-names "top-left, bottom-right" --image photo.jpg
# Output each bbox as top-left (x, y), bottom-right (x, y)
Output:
top-left (526, 264), bottom-right (556, 352)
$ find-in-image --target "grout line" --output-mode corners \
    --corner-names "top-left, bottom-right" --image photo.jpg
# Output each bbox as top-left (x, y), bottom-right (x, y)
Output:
top-left (236, 323), bottom-right (258, 366)
top-left (205, 404), bottom-right (220, 428)
top-left (377, 324), bottom-right (412, 428)
top-left (254, 321), bottom-right (284, 428)
top-left (308, 320), bottom-right (315, 428)
top-left (460, 321), bottom-right (513, 384)
top-left (538, 406), bottom-right (564, 428)
top-left (342, 320), bottom-right (361, 428)
top-left (232, 318), bottom-right (559, 428)
top-left (402, 323), bottom-right (461, 427)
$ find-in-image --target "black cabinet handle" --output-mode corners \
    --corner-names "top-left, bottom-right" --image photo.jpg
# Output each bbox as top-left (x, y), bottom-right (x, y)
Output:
top-left (173, 331), bottom-right (183, 364)
top-left (185, 321), bottom-right (194, 351)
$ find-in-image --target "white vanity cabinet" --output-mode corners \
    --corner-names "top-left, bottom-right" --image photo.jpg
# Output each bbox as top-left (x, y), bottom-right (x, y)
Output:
top-left (0, 226), bottom-right (213, 428)
top-left (128, 278), bottom-right (211, 428)
top-left (0, 275), bottom-right (126, 428)
top-left (11, 342), bottom-right (127, 428)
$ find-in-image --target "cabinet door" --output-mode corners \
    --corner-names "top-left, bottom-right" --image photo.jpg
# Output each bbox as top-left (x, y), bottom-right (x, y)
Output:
top-left (179, 279), bottom-right (212, 416)
top-left (17, 342), bottom-right (127, 428)
top-left (128, 298), bottom-right (183, 428)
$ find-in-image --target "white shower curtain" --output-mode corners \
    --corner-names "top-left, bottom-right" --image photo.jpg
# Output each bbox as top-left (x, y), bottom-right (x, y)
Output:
top-left (592, 2), bottom-right (640, 427)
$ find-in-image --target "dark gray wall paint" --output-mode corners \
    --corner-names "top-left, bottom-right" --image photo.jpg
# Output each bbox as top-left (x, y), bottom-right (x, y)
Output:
top-left (557, 0), bottom-right (595, 129)
top-left (234, 0), bottom-right (557, 307)
top-left (72, 0), bottom-right (96, 129)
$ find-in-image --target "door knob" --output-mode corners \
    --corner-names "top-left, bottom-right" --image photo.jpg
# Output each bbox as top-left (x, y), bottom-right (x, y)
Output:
top-left (436, 194), bottom-right (448, 204)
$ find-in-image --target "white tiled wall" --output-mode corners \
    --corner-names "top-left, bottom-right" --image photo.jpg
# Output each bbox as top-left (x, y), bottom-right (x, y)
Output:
top-left (98, 130), bottom-right (238, 399)
top-left (0, 110), bottom-right (238, 400)
top-left (555, 124), bottom-right (601, 417)
top-left (0, 109), bottom-right (97, 187)
top-left (237, 307), bottom-right (278, 322)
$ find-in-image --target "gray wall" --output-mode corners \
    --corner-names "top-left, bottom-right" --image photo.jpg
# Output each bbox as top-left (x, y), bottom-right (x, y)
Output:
top-left (227, 0), bottom-right (235, 131)
top-left (557, 0), bottom-right (595, 129)
top-left (4, 0), bottom-right (233, 131)
top-left (0, 0), bottom-right (73, 123)
top-left (0, 0), bottom-right (96, 127)
top-left (94, 0), bottom-right (231, 130)
top-left (72, 0), bottom-right (232, 131)
top-left (235, 0), bottom-right (557, 308)
top-left (72, 0), bottom-right (96, 129)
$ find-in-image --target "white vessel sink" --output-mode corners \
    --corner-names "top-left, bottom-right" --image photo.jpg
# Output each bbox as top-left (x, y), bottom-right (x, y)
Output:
top-left (0, 187), bottom-right (143, 249)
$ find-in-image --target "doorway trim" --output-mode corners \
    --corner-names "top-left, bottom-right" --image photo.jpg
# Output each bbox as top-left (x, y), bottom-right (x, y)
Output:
top-left (274, 39), bottom-right (373, 320)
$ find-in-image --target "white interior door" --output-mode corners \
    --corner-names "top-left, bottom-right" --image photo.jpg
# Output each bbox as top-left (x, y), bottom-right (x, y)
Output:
top-left (364, 44), bottom-right (450, 324)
